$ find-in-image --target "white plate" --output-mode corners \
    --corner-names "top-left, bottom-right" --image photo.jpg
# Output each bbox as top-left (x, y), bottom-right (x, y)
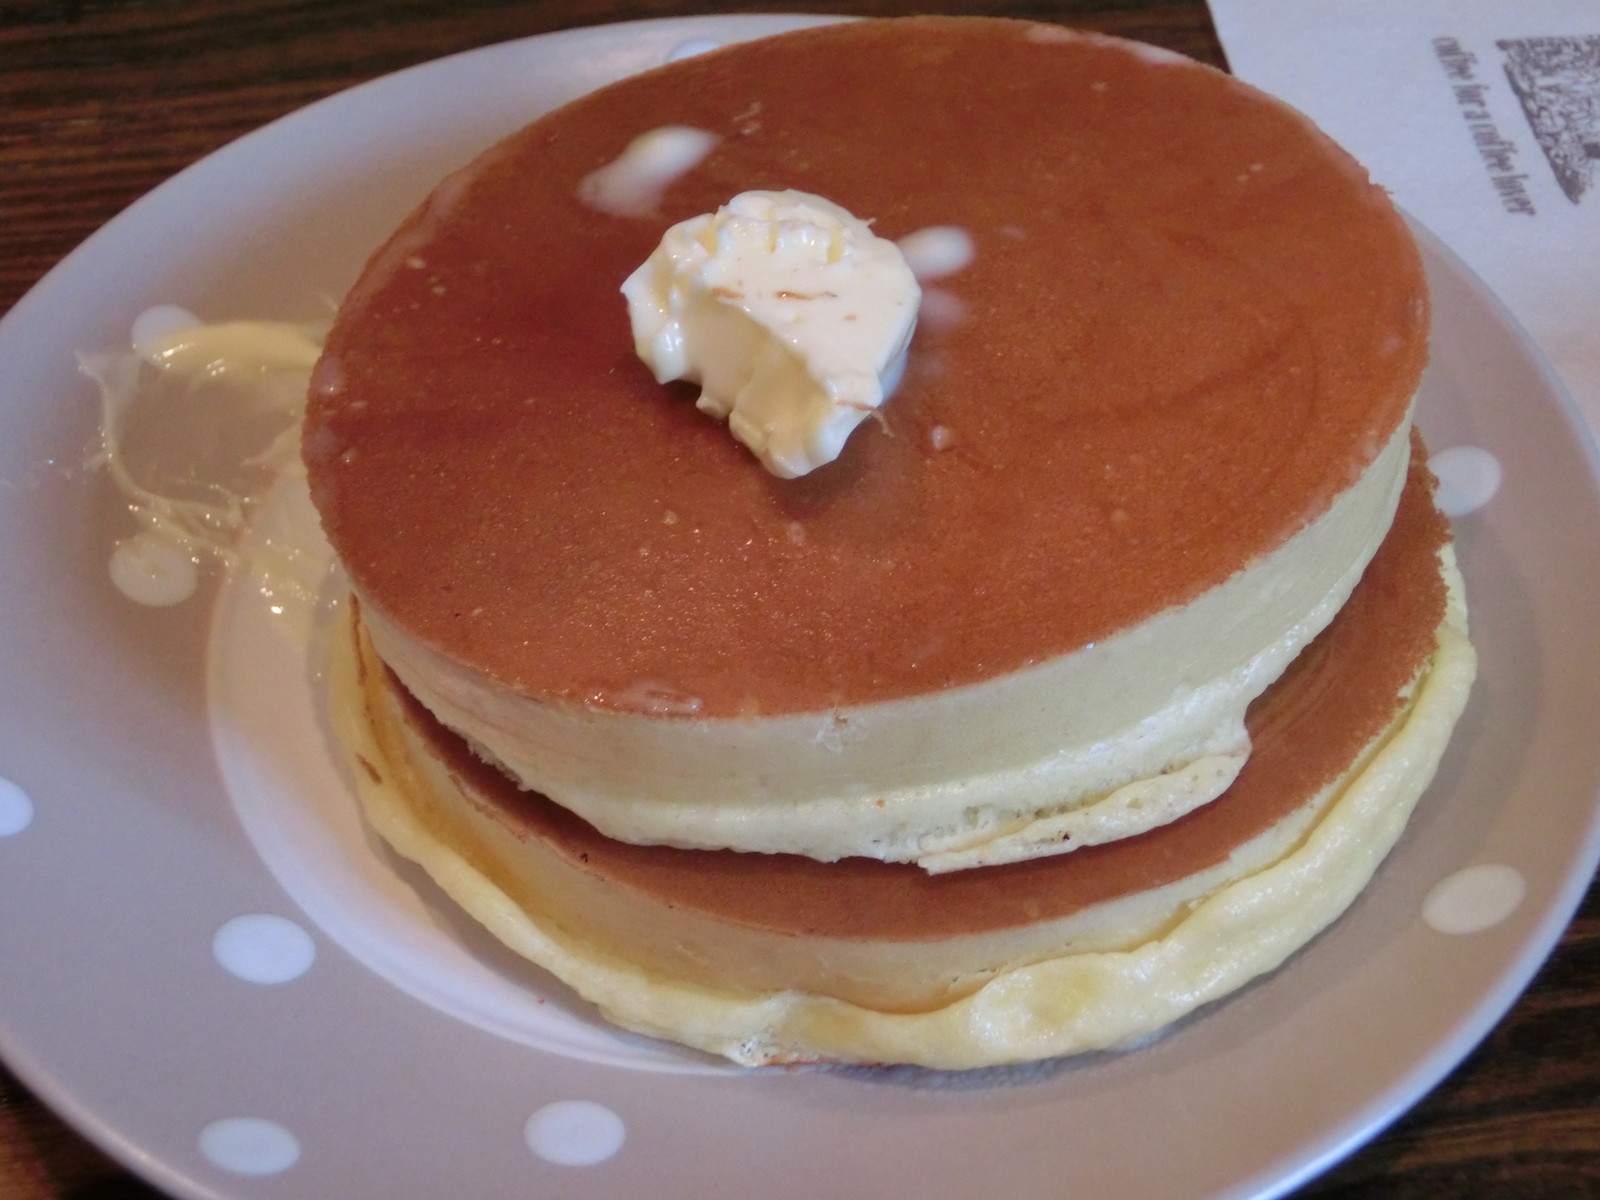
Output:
top-left (3, 15), bottom-right (1599, 1200)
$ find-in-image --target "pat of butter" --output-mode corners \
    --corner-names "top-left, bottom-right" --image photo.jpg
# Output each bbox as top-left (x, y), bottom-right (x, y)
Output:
top-left (621, 190), bottom-right (920, 478)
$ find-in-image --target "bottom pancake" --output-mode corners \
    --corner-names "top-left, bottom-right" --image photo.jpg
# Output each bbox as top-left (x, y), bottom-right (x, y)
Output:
top-left (329, 459), bottom-right (1475, 1069)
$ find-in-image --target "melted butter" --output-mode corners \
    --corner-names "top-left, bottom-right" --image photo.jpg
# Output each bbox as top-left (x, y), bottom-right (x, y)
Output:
top-left (144, 320), bottom-right (323, 376)
top-left (85, 307), bottom-right (328, 612)
top-left (577, 126), bottom-right (720, 219)
top-left (895, 226), bottom-right (975, 281)
top-left (587, 679), bottom-right (705, 717)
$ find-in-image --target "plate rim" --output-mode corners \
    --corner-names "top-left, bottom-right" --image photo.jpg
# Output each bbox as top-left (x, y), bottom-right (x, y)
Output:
top-left (2, 15), bottom-right (1599, 1200)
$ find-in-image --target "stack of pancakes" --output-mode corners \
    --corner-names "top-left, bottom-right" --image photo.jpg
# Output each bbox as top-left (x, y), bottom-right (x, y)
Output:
top-left (303, 17), bottom-right (1475, 1068)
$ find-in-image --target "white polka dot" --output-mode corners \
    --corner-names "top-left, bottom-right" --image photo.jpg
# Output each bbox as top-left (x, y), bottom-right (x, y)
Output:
top-left (110, 531), bottom-right (199, 606)
top-left (1423, 864), bottom-right (1526, 934)
top-left (131, 304), bottom-right (203, 365)
top-left (198, 1117), bottom-right (300, 1176)
top-left (0, 778), bottom-right (33, 837)
top-left (1430, 445), bottom-right (1502, 516)
top-left (525, 1100), bottom-right (626, 1166)
top-left (667, 38), bottom-right (721, 62)
top-left (213, 914), bottom-right (316, 984)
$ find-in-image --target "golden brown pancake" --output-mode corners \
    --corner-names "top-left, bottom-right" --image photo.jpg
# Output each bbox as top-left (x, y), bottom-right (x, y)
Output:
top-left (305, 16), bottom-right (1426, 716)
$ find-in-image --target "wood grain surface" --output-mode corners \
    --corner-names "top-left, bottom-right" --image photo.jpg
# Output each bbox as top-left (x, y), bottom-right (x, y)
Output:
top-left (1, 1), bottom-right (1596, 1197)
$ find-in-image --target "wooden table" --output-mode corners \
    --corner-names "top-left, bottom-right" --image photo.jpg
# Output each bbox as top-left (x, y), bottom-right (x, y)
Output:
top-left (2, 2), bottom-right (1596, 1196)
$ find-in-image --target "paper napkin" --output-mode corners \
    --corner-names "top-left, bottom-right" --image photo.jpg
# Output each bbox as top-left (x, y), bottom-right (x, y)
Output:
top-left (1208, 0), bottom-right (1600, 432)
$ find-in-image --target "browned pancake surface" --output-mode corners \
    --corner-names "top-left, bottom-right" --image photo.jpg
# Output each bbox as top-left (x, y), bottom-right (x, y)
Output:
top-left (392, 443), bottom-right (1448, 941)
top-left (308, 17), bottom-right (1428, 715)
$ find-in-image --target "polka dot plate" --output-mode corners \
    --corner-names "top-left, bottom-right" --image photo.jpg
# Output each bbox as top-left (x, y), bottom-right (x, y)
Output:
top-left (2, 15), bottom-right (1598, 1200)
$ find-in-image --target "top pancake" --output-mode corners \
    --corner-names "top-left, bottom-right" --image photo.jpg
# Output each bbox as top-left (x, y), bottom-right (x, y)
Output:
top-left (304, 17), bottom-right (1428, 717)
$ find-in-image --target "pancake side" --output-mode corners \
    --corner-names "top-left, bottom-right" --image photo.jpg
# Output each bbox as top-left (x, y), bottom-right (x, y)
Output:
top-left (330, 458), bottom-right (1475, 1064)
top-left (306, 18), bottom-right (1427, 712)
top-left (306, 18), bottom-right (1429, 865)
